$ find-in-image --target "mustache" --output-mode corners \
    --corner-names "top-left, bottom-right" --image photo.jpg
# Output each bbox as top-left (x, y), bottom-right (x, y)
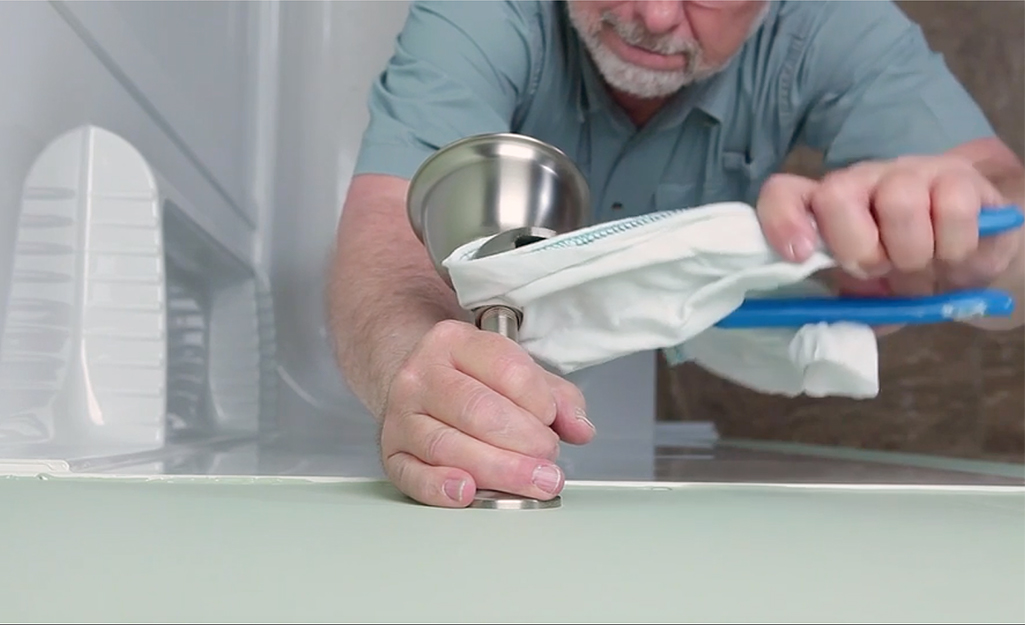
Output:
top-left (601, 11), bottom-right (698, 55)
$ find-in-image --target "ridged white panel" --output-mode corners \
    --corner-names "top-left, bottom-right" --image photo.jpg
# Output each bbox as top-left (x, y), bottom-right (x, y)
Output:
top-left (208, 280), bottom-right (260, 432)
top-left (207, 274), bottom-right (277, 434)
top-left (0, 125), bottom-right (166, 451)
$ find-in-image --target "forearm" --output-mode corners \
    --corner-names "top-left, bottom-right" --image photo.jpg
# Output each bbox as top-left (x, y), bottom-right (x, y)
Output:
top-left (328, 174), bottom-right (470, 419)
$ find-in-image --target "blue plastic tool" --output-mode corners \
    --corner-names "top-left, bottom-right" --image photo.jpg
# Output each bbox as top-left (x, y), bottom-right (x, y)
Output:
top-left (716, 204), bottom-right (1023, 329)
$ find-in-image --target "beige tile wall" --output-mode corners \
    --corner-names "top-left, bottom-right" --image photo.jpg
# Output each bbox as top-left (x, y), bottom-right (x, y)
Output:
top-left (657, 1), bottom-right (1025, 464)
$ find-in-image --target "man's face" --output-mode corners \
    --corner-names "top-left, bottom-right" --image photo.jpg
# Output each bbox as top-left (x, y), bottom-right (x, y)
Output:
top-left (567, 0), bottom-right (770, 99)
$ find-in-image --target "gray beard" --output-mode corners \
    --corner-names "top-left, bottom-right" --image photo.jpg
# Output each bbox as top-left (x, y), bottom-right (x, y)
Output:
top-left (568, 3), bottom-right (770, 100)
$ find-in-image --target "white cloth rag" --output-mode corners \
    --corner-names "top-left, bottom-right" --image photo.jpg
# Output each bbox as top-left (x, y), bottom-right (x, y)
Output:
top-left (442, 201), bottom-right (880, 399)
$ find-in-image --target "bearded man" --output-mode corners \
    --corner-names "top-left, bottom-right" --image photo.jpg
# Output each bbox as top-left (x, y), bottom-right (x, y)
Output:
top-left (328, 1), bottom-right (1025, 507)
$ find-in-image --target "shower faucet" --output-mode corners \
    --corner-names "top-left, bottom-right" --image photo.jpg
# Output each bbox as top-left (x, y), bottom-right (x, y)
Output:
top-left (406, 132), bottom-right (591, 341)
top-left (405, 132), bottom-right (592, 509)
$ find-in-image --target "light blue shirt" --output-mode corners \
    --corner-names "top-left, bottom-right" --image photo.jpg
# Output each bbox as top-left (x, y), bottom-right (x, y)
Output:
top-left (353, 0), bottom-right (995, 224)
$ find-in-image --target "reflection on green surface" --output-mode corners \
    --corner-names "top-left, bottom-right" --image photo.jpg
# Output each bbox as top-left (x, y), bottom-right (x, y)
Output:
top-left (1, 475), bottom-right (1022, 623)
top-left (720, 438), bottom-right (1025, 480)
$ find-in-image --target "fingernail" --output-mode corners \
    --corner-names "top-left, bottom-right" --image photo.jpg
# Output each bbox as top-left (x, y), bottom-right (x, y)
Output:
top-left (532, 464), bottom-right (562, 494)
top-left (575, 407), bottom-right (595, 432)
top-left (841, 261), bottom-right (891, 280)
top-left (787, 236), bottom-right (816, 261)
top-left (865, 261), bottom-right (892, 278)
top-left (443, 478), bottom-right (465, 502)
top-left (841, 262), bottom-right (871, 280)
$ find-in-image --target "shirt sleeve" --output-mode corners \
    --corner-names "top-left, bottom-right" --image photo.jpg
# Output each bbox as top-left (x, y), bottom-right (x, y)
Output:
top-left (352, 0), bottom-right (540, 180)
top-left (788, 0), bottom-right (996, 171)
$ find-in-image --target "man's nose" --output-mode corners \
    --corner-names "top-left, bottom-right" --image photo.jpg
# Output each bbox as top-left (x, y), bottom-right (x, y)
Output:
top-left (633, 0), bottom-right (685, 34)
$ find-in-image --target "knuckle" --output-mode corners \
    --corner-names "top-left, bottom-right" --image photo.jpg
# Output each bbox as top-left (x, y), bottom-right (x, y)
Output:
top-left (422, 426), bottom-right (457, 466)
top-left (384, 451), bottom-right (411, 488)
top-left (427, 319), bottom-right (471, 346)
top-left (494, 355), bottom-right (539, 398)
top-left (817, 170), bottom-right (852, 192)
top-left (813, 174), bottom-right (860, 212)
top-left (877, 182), bottom-right (925, 218)
top-left (463, 389), bottom-right (510, 437)
top-left (555, 377), bottom-right (587, 411)
top-left (933, 178), bottom-right (979, 217)
top-left (388, 453), bottom-right (442, 506)
top-left (389, 363), bottom-right (423, 404)
top-left (522, 428), bottom-right (560, 460)
top-left (543, 432), bottom-right (561, 461)
top-left (757, 174), bottom-right (803, 218)
top-left (760, 173), bottom-right (792, 195)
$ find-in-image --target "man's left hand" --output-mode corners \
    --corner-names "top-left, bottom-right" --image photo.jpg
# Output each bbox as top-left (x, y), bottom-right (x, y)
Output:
top-left (756, 154), bottom-right (1023, 300)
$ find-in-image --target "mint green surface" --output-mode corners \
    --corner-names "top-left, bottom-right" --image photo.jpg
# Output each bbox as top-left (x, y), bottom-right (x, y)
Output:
top-left (1, 476), bottom-right (1023, 623)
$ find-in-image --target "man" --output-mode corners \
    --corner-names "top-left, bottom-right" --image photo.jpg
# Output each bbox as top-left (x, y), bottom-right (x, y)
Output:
top-left (329, 0), bottom-right (1025, 507)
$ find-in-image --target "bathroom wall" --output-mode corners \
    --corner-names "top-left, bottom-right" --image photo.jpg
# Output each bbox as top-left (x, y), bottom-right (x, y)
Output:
top-left (659, 0), bottom-right (1025, 464)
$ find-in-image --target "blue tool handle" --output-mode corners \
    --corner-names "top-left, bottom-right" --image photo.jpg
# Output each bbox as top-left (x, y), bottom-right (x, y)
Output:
top-left (716, 289), bottom-right (1015, 329)
top-left (715, 205), bottom-right (1022, 329)
top-left (979, 204), bottom-right (1024, 237)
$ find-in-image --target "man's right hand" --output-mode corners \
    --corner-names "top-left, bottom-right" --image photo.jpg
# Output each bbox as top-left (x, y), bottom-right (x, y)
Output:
top-left (378, 319), bottom-right (595, 507)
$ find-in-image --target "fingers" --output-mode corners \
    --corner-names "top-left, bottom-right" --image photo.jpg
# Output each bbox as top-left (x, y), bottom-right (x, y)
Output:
top-left (873, 169), bottom-right (935, 272)
top-left (379, 319), bottom-right (589, 508)
top-left (414, 362), bottom-right (561, 460)
top-left (443, 322), bottom-right (559, 427)
top-left (755, 173), bottom-right (821, 262)
top-left (543, 370), bottom-right (595, 446)
top-left (944, 175), bottom-right (1019, 287)
top-left (930, 169), bottom-right (980, 265)
top-left (383, 449), bottom-right (475, 508)
top-left (943, 229), bottom-right (1021, 290)
top-left (764, 155), bottom-right (1015, 293)
top-left (807, 166), bottom-right (890, 276)
top-left (385, 412), bottom-right (565, 503)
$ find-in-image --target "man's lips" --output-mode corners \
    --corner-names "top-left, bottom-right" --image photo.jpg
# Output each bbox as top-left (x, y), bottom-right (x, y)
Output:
top-left (599, 28), bottom-right (689, 71)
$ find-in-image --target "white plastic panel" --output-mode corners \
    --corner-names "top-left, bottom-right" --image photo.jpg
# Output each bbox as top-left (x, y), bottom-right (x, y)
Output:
top-left (0, 1), bottom-right (277, 466)
top-left (0, 126), bottom-right (166, 453)
top-left (0, 120), bottom-right (278, 464)
top-left (0, 0), bottom-right (254, 333)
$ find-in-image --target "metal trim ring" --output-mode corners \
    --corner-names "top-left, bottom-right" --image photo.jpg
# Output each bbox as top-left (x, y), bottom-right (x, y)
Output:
top-left (468, 489), bottom-right (562, 510)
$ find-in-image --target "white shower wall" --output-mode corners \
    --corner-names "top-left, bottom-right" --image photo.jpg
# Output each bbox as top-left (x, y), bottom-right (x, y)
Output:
top-left (0, 0), bottom-right (659, 479)
top-left (266, 0), bottom-right (414, 436)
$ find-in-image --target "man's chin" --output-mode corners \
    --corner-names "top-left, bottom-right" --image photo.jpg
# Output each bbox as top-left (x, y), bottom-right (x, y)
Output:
top-left (601, 66), bottom-right (711, 100)
top-left (592, 50), bottom-right (727, 99)
top-left (592, 58), bottom-right (686, 98)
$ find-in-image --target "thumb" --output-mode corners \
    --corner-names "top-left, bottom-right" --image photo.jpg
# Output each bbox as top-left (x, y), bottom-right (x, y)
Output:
top-left (756, 173), bottom-right (821, 262)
